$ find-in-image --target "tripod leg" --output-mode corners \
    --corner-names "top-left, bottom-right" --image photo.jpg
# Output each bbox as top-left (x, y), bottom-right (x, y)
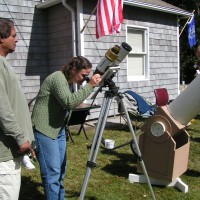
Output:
top-left (79, 95), bottom-right (113, 200)
top-left (120, 97), bottom-right (156, 200)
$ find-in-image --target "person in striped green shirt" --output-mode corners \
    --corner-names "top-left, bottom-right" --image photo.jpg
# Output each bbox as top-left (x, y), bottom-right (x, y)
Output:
top-left (32, 56), bottom-right (101, 200)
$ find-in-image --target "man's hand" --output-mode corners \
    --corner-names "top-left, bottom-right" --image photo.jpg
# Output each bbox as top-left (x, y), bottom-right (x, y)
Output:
top-left (18, 141), bottom-right (36, 159)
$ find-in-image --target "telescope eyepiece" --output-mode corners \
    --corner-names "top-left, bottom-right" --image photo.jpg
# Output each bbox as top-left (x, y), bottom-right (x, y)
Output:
top-left (82, 74), bottom-right (90, 82)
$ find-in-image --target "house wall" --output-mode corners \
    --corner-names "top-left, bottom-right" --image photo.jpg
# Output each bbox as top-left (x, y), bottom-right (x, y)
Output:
top-left (82, 1), bottom-right (179, 119)
top-left (0, 0), bottom-right (48, 110)
top-left (47, 3), bottom-right (73, 73)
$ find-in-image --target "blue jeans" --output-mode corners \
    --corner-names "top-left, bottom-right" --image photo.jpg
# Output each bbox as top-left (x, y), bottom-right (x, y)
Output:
top-left (34, 127), bottom-right (67, 200)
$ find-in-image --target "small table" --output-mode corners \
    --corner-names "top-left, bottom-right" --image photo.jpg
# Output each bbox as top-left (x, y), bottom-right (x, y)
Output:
top-left (67, 103), bottom-right (100, 143)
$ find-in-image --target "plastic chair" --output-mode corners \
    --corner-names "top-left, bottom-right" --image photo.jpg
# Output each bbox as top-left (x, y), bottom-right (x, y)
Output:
top-left (118, 90), bottom-right (155, 130)
top-left (154, 88), bottom-right (169, 107)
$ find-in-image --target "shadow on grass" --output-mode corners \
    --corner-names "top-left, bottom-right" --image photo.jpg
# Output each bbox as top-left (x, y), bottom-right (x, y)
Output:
top-left (103, 118), bottom-right (147, 134)
top-left (19, 176), bottom-right (45, 200)
top-left (66, 190), bottom-right (98, 200)
top-left (66, 190), bottom-right (80, 198)
top-left (101, 148), bottom-right (138, 177)
top-left (190, 136), bottom-right (200, 143)
top-left (185, 169), bottom-right (200, 177)
top-left (66, 190), bottom-right (99, 200)
top-left (194, 114), bottom-right (200, 120)
top-left (104, 122), bottom-right (130, 132)
top-left (102, 160), bottom-right (138, 178)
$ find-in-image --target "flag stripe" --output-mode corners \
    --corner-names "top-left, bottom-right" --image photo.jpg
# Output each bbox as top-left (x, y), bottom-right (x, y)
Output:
top-left (102, 0), bottom-right (110, 35)
top-left (114, 0), bottom-right (120, 32)
top-left (96, 0), bottom-right (124, 39)
top-left (106, 0), bottom-right (113, 34)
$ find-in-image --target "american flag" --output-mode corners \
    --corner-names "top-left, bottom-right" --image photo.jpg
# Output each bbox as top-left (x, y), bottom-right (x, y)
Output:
top-left (96, 0), bottom-right (124, 39)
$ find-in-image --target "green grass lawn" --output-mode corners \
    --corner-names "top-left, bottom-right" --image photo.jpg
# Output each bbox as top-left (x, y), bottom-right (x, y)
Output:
top-left (19, 115), bottom-right (200, 200)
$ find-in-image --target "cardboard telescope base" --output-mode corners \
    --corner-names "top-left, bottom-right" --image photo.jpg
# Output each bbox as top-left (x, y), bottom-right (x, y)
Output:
top-left (132, 106), bottom-right (190, 192)
top-left (128, 174), bottom-right (188, 193)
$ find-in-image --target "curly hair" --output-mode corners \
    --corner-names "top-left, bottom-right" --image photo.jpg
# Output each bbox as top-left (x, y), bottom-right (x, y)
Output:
top-left (61, 56), bottom-right (92, 79)
top-left (0, 18), bottom-right (14, 39)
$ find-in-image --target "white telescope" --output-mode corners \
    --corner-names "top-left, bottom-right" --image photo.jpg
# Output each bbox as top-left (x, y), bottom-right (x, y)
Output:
top-left (94, 42), bottom-right (132, 75)
top-left (168, 75), bottom-right (200, 125)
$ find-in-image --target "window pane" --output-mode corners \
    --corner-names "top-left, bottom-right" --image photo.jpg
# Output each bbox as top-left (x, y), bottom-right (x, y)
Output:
top-left (128, 54), bottom-right (144, 76)
top-left (128, 29), bottom-right (144, 52)
top-left (127, 26), bottom-right (148, 81)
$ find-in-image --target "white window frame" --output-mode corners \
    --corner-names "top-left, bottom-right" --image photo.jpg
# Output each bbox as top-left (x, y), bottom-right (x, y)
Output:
top-left (126, 25), bottom-right (149, 81)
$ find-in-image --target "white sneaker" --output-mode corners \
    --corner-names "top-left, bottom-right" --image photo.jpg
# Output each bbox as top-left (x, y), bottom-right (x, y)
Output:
top-left (22, 155), bottom-right (35, 170)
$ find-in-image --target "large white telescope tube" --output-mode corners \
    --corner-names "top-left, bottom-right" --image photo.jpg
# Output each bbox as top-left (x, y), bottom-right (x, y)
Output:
top-left (168, 75), bottom-right (200, 125)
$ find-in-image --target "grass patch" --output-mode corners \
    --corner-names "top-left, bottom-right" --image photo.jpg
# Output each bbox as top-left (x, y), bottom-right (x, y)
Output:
top-left (20, 116), bottom-right (200, 200)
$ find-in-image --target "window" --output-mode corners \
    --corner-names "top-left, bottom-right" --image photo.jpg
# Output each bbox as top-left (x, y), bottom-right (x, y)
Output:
top-left (126, 26), bottom-right (149, 81)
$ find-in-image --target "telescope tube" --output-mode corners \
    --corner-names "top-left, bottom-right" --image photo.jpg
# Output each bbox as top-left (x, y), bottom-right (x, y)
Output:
top-left (168, 75), bottom-right (200, 125)
top-left (94, 45), bottom-right (120, 74)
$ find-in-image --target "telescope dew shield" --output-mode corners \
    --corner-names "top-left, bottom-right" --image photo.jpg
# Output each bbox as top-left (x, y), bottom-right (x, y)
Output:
top-left (95, 45), bottom-right (120, 74)
top-left (115, 42), bottom-right (132, 65)
top-left (168, 75), bottom-right (200, 125)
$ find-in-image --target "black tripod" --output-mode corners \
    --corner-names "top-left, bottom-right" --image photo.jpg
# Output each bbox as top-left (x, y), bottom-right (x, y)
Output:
top-left (79, 80), bottom-right (156, 200)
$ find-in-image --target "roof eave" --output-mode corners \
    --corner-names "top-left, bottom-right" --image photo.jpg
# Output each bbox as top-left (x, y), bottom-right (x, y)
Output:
top-left (36, 0), bottom-right (193, 18)
top-left (36, 0), bottom-right (61, 9)
top-left (124, 0), bottom-right (193, 18)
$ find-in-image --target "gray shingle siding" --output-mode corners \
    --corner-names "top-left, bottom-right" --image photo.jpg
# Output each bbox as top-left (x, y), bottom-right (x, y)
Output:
top-left (47, 3), bottom-right (73, 73)
top-left (0, 0), bottom-right (48, 105)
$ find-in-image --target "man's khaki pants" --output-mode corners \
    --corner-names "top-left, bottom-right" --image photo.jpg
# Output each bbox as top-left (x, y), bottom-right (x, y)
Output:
top-left (0, 158), bottom-right (21, 200)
